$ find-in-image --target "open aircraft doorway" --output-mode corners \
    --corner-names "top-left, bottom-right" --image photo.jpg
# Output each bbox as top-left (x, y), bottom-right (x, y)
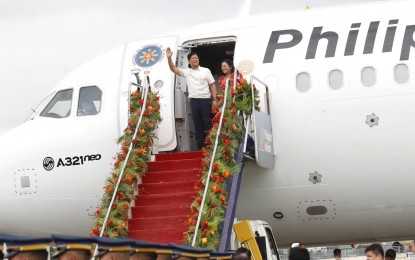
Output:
top-left (174, 37), bottom-right (236, 152)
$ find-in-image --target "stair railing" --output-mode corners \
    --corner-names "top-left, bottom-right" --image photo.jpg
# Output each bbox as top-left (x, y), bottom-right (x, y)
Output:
top-left (98, 74), bottom-right (150, 237)
top-left (191, 77), bottom-right (232, 246)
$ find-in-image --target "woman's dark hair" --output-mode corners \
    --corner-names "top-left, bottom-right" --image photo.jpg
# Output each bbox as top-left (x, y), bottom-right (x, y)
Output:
top-left (221, 59), bottom-right (235, 75)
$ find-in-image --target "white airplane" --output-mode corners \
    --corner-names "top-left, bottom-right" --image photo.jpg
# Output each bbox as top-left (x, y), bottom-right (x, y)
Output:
top-left (1, 0), bottom-right (414, 247)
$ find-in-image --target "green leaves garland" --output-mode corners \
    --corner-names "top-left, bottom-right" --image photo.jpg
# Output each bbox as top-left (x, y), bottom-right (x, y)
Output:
top-left (90, 88), bottom-right (161, 238)
top-left (184, 78), bottom-right (260, 249)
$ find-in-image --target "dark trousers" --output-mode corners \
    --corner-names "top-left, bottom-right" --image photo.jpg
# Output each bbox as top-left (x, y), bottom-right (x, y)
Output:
top-left (190, 98), bottom-right (212, 150)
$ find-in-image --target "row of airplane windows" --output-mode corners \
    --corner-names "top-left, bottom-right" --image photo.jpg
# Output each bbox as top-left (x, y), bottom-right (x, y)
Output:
top-left (295, 63), bottom-right (410, 93)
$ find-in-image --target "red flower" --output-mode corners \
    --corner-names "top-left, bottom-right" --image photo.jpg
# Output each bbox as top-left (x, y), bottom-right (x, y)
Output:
top-left (213, 163), bottom-right (219, 172)
top-left (139, 99), bottom-right (144, 104)
top-left (231, 89), bottom-right (237, 96)
top-left (155, 96), bottom-right (160, 101)
top-left (121, 146), bottom-right (129, 153)
top-left (202, 220), bottom-right (209, 230)
top-left (223, 139), bottom-right (230, 145)
top-left (91, 227), bottom-right (101, 236)
top-left (144, 110), bottom-right (149, 117)
top-left (132, 138), bottom-right (138, 144)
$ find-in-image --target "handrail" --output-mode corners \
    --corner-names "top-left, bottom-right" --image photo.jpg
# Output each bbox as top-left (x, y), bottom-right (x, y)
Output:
top-left (243, 75), bottom-right (270, 154)
top-left (191, 78), bottom-right (231, 247)
top-left (250, 75), bottom-right (270, 115)
top-left (90, 77), bottom-right (149, 258)
top-left (99, 76), bottom-right (149, 238)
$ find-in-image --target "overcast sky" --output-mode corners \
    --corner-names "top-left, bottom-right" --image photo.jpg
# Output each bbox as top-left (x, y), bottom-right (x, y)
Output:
top-left (0, 0), bottom-right (388, 135)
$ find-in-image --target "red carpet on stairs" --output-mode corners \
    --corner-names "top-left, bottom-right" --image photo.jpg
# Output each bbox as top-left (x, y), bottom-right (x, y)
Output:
top-left (127, 151), bottom-right (203, 244)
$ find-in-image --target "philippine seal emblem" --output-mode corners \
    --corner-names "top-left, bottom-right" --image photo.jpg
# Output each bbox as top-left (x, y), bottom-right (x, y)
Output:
top-left (134, 45), bottom-right (163, 68)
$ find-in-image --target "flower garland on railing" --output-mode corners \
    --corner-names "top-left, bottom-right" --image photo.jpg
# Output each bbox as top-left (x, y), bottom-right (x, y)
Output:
top-left (184, 78), bottom-right (260, 249)
top-left (90, 88), bottom-right (161, 238)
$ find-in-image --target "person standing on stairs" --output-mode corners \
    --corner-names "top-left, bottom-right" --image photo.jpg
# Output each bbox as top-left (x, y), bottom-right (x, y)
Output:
top-left (217, 59), bottom-right (244, 90)
top-left (166, 47), bottom-right (217, 150)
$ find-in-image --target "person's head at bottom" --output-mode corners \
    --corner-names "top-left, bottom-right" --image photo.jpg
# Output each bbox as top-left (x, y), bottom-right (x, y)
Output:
top-left (2, 234), bottom-right (51, 260)
top-left (130, 251), bottom-right (156, 260)
top-left (231, 248), bottom-right (251, 260)
top-left (289, 247), bottom-right (310, 260)
top-left (51, 234), bottom-right (95, 260)
top-left (333, 248), bottom-right (342, 260)
top-left (93, 237), bottom-right (135, 260)
top-left (365, 244), bottom-right (384, 260)
top-left (385, 249), bottom-right (396, 260)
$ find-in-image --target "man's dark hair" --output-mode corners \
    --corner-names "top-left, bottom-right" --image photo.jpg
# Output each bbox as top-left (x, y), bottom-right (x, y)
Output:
top-left (187, 52), bottom-right (199, 61)
top-left (17, 251), bottom-right (48, 260)
top-left (365, 244), bottom-right (384, 257)
top-left (289, 247), bottom-right (310, 260)
top-left (385, 249), bottom-right (396, 259)
top-left (334, 248), bottom-right (341, 257)
top-left (232, 247), bottom-right (251, 260)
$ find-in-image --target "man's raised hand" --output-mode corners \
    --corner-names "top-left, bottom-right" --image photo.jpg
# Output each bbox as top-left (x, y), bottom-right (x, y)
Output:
top-left (166, 47), bottom-right (173, 58)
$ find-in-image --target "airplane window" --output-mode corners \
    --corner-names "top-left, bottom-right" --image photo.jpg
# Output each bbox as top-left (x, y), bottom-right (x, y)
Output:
top-left (361, 67), bottom-right (376, 87)
top-left (40, 89), bottom-right (74, 118)
top-left (394, 64), bottom-right (409, 84)
top-left (329, 69), bottom-right (343, 90)
top-left (296, 72), bottom-right (311, 93)
top-left (77, 86), bottom-right (102, 116)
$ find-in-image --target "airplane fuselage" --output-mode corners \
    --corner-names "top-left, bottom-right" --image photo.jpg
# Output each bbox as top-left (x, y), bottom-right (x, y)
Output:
top-left (1, 0), bottom-right (414, 247)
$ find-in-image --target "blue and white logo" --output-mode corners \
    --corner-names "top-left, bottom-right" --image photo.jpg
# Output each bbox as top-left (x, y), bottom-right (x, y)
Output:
top-left (134, 45), bottom-right (163, 68)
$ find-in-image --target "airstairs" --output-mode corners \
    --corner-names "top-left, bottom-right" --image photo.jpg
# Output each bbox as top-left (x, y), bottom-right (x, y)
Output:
top-left (128, 151), bottom-right (203, 243)
top-left (93, 70), bottom-right (274, 251)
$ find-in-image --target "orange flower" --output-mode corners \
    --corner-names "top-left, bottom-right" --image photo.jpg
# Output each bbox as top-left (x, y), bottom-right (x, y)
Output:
top-left (121, 221), bottom-right (126, 229)
top-left (201, 237), bottom-right (208, 244)
top-left (212, 184), bottom-right (219, 193)
top-left (222, 170), bottom-right (230, 179)
top-left (105, 185), bottom-right (114, 194)
top-left (132, 91), bottom-right (138, 97)
top-left (135, 148), bottom-right (146, 155)
top-left (209, 230), bottom-right (215, 235)
top-left (125, 174), bottom-right (133, 181)
top-left (232, 124), bottom-right (238, 131)
top-left (122, 202), bottom-right (130, 210)
top-left (139, 129), bottom-right (146, 135)
top-left (147, 105), bottom-right (154, 111)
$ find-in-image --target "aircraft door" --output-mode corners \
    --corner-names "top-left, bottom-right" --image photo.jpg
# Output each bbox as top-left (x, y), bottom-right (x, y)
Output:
top-left (174, 48), bottom-right (198, 151)
top-left (120, 36), bottom-right (180, 151)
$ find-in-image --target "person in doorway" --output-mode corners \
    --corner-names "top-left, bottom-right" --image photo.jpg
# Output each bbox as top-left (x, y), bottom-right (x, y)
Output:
top-left (365, 244), bottom-right (384, 260)
top-left (166, 47), bottom-right (217, 150)
top-left (217, 59), bottom-right (244, 90)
